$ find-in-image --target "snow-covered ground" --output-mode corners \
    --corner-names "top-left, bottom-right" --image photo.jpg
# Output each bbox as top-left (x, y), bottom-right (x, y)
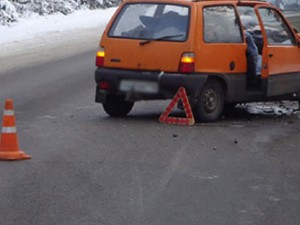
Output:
top-left (0, 7), bottom-right (116, 73)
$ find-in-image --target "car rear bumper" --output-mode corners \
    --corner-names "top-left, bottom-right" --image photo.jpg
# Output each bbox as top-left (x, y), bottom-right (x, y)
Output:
top-left (95, 67), bottom-right (208, 103)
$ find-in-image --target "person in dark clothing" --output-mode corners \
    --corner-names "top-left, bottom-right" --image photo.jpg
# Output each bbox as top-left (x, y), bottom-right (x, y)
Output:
top-left (245, 31), bottom-right (259, 83)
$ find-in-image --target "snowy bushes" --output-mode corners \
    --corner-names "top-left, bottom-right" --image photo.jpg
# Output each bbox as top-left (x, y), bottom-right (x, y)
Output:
top-left (0, 0), bottom-right (121, 25)
top-left (0, 0), bottom-right (19, 25)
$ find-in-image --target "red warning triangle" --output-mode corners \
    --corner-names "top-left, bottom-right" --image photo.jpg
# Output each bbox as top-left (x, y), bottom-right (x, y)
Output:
top-left (159, 87), bottom-right (195, 125)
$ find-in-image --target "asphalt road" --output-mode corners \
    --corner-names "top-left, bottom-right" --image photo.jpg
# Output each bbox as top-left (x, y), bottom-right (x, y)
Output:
top-left (1, 49), bottom-right (300, 225)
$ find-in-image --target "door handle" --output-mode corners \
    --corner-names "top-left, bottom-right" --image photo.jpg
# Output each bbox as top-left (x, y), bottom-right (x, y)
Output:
top-left (229, 61), bottom-right (235, 71)
top-left (268, 54), bottom-right (274, 58)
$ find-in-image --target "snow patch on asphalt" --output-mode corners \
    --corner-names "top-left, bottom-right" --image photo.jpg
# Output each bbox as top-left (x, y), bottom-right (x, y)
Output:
top-left (240, 101), bottom-right (300, 117)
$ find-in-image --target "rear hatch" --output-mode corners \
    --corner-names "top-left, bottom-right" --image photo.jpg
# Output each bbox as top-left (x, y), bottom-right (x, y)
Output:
top-left (100, 2), bottom-right (193, 72)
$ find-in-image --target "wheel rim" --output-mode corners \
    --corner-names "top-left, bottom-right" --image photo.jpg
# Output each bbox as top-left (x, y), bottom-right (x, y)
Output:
top-left (203, 88), bottom-right (218, 113)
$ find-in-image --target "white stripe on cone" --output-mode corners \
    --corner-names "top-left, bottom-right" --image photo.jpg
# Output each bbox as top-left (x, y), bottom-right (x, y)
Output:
top-left (1, 126), bottom-right (17, 133)
top-left (3, 110), bottom-right (14, 116)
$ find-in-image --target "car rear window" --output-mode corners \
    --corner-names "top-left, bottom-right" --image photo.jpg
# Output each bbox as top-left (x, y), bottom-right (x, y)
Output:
top-left (108, 3), bottom-right (189, 42)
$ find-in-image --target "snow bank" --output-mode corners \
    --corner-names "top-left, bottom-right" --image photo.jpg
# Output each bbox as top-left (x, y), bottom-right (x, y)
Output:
top-left (0, 0), bottom-right (19, 25)
top-left (0, 0), bottom-right (120, 25)
top-left (0, 7), bottom-right (116, 73)
top-left (0, 7), bottom-right (116, 44)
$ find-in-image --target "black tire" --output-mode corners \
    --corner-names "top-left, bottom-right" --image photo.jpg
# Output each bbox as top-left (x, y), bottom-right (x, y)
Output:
top-left (193, 79), bottom-right (224, 122)
top-left (103, 95), bottom-right (134, 117)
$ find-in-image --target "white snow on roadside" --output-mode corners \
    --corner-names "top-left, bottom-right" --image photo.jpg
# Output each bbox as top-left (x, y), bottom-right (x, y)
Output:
top-left (0, 7), bottom-right (117, 73)
top-left (0, 7), bottom-right (116, 44)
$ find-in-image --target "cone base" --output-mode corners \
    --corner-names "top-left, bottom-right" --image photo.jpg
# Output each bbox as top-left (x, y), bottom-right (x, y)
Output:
top-left (0, 150), bottom-right (31, 161)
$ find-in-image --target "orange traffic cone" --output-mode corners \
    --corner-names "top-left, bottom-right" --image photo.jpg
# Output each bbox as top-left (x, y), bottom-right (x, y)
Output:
top-left (0, 99), bottom-right (31, 161)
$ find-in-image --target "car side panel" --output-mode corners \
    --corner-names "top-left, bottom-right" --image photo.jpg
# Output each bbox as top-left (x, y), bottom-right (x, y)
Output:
top-left (195, 4), bottom-right (248, 74)
top-left (194, 3), bottom-right (248, 102)
top-left (267, 46), bottom-right (300, 96)
top-left (267, 46), bottom-right (300, 75)
top-left (268, 72), bottom-right (300, 96)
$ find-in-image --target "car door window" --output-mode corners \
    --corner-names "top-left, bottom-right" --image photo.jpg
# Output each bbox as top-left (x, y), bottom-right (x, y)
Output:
top-left (238, 6), bottom-right (260, 31)
top-left (203, 5), bottom-right (243, 43)
top-left (258, 8), bottom-right (296, 45)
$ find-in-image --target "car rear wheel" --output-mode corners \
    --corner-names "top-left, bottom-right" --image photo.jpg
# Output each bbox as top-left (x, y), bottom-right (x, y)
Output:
top-left (103, 95), bottom-right (134, 117)
top-left (193, 79), bottom-right (224, 122)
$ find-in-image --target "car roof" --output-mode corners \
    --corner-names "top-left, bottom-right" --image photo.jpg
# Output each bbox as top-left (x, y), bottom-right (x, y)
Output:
top-left (122, 0), bottom-right (271, 6)
top-left (119, 0), bottom-right (277, 14)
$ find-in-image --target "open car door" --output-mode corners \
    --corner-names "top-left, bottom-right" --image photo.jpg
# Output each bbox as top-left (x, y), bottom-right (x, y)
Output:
top-left (255, 5), bottom-right (300, 96)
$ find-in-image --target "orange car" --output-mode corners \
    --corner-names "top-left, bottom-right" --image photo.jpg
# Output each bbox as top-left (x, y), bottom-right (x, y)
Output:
top-left (95, 0), bottom-right (300, 122)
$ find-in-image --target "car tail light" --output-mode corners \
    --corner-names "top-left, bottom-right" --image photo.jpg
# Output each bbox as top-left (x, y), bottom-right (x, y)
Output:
top-left (179, 52), bottom-right (195, 73)
top-left (96, 48), bottom-right (105, 67)
top-left (98, 81), bottom-right (110, 90)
